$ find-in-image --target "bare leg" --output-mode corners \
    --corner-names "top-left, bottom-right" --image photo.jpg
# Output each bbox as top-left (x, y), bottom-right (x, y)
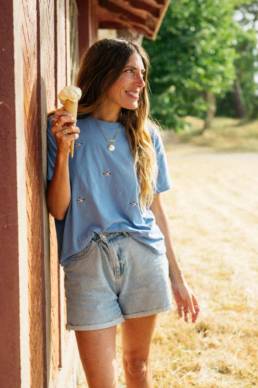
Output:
top-left (75, 325), bottom-right (117, 388)
top-left (121, 315), bottom-right (157, 388)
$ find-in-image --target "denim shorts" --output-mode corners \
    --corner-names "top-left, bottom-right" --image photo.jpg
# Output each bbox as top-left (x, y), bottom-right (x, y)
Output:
top-left (63, 232), bottom-right (173, 331)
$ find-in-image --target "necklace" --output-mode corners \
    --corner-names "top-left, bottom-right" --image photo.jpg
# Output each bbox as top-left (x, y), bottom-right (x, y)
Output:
top-left (97, 122), bottom-right (120, 152)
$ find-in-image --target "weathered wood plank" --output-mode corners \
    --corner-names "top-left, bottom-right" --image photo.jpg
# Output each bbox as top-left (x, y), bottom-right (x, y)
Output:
top-left (21, 0), bottom-right (46, 386)
top-left (38, 0), bottom-right (60, 384)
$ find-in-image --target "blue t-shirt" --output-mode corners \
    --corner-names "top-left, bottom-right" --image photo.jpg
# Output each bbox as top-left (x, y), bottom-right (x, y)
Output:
top-left (47, 115), bottom-right (172, 265)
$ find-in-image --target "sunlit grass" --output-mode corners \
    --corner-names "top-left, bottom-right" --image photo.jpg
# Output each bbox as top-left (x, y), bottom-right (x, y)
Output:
top-left (176, 116), bottom-right (258, 152)
top-left (119, 120), bottom-right (258, 387)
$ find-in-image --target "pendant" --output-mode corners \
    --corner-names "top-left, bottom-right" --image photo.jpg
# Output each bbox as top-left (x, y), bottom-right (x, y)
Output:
top-left (108, 143), bottom-right (115, 151)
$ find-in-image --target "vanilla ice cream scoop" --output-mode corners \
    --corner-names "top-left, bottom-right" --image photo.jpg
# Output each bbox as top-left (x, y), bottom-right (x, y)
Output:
top-left (58, 85), bottom-right (82, 104)
top-left (58, 85), bottom-right (82, 157)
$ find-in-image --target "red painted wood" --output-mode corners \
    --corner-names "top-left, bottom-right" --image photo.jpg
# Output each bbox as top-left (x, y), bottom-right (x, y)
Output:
top-left (0, 0), bottom-right (92, 386)
top-left (77, 0), bottom-right (98, 58)
top-left (0, 1), bottom-right (22, 387)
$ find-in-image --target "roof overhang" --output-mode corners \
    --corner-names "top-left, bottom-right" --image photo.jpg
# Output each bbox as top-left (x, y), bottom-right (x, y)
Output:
top-left (97, 0), bottom-right (170, 40)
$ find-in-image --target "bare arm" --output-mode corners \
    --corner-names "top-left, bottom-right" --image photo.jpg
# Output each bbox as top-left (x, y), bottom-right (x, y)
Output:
top-left (47, 153), bottom-right (71, 220)
top-left (150, 193), bottom-right (185, 284)
top-left (46, 110), bottom-right (80, 220)
top-left (151, 193), bottom-right (200, 323)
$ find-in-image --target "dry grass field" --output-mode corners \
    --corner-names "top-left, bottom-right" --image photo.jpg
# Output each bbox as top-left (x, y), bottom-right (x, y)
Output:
top-left (78, 118), bottom-right (258, 388)
top-left (180, 117), bottom-right (258, 152)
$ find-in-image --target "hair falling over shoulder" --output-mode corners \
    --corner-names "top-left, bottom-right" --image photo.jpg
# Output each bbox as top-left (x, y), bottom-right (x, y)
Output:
top-left (76, 38), bottom-right (158, 210)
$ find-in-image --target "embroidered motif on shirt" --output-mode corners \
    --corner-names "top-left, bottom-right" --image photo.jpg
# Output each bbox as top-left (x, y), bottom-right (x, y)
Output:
top-left (102, 170), bottom-right (112, 176)
top-left (129, 201), bottom-right (137, 207)
top-left (77, 196), bottom-right (86, 203)
top-left (75, 142), bottom-right (83, 148)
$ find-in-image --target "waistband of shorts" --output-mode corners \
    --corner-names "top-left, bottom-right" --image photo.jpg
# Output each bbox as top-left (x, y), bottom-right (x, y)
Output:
top-left (92, 231), bottom-right (129, 242)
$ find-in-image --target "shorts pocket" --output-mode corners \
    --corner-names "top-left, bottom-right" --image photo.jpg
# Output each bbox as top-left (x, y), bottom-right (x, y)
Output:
top-left (64, 240), bottom-right (96, 267)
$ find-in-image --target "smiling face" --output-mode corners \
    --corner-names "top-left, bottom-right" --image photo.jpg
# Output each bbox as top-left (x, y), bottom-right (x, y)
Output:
top-left (105, 52), bottom-right (146, 112)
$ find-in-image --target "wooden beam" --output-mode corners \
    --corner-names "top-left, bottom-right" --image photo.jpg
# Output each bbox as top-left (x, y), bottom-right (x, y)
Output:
top-left (99, 0), bottom-right (151, 24)
top-left (151, 0), bottom-right (169, 39)
top-left (98, 5), bottom-right (154, 37)
top-left (129, 0), bottom-right (161, 16)
top-left (97, 0), bottom-right (170, 39)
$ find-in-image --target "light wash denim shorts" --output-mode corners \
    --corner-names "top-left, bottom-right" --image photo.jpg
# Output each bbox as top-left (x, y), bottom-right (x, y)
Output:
top-left (63, 232), bottom-right (173, 331)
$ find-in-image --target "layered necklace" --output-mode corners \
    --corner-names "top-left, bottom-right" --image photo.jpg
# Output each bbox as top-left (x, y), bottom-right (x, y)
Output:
top-left (96, 121), bottom-right (121, 152)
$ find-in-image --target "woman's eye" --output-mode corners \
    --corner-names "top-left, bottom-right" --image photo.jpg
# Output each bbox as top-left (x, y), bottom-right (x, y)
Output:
top-left (123, 68), bottom-right (145, 78)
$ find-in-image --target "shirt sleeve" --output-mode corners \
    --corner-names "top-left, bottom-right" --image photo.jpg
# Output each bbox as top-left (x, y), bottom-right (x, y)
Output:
top-left (150, 127), bottom-right (172, 193)
top-left (47, 116), bottom-right (57, 181)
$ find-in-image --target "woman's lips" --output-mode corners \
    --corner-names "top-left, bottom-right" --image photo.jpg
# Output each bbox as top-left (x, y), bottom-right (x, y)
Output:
top-left (126, 91), bottom-right (140, 100)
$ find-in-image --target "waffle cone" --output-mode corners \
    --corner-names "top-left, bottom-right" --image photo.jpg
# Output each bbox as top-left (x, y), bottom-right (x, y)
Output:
top-left (64, 100), bottom-right (78, 118)
top-left (64, 100), bottom-right (78, 158)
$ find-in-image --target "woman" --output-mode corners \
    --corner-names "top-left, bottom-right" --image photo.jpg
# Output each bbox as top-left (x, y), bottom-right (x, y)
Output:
top-left (47, 38), bottom-right (200, 388)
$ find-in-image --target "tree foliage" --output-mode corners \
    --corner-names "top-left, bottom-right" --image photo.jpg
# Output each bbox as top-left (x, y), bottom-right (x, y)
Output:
top-left (217, 1), bottom-right (258, 118)
top-left (143, 0), bottom-right (257, 129)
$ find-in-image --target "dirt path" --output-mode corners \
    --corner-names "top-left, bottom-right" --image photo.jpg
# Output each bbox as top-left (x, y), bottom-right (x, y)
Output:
top-left (165, 141), bottom-right (258, 295)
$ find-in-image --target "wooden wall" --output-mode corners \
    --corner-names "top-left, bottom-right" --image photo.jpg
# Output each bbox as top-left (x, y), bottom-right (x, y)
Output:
top-left (0, 0), bottom-right (90, 387)
top-left (0, 0), bottom-right (21, 386)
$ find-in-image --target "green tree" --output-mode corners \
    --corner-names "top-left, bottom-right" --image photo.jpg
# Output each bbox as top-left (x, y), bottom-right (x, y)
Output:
top-left (217, 27), bottom-right (257, 118)
top-left (217, 1), bottom-right (258, 118)
top-left (143, 0), bottom-right (237, 130)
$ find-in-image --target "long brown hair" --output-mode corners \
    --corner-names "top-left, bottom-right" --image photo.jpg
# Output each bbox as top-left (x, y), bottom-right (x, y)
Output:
top-left (76, 38), bottom-right (157, 210)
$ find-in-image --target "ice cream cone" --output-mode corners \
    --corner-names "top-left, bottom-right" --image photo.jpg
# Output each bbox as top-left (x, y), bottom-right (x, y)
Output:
top-left (63, 100), bottom-right (78, 157)
top-left (58, 85), bottom-right (82, 158)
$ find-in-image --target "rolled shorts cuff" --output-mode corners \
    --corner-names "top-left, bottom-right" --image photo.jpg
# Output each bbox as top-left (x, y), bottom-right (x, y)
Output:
top-left (66, 316), bottom-right (124, 331)
top-left (123, 304), bottom-right (173, 320)
top-left (66, 305), bottom-right (173, 332)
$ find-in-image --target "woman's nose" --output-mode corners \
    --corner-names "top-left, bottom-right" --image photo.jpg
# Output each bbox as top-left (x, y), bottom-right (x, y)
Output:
top-left (135, 73), bottom-right (145, 88)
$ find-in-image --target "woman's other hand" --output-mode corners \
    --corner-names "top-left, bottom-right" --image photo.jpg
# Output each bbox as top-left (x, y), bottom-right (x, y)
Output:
top-left (171, 279), bottom-right (200, 323)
